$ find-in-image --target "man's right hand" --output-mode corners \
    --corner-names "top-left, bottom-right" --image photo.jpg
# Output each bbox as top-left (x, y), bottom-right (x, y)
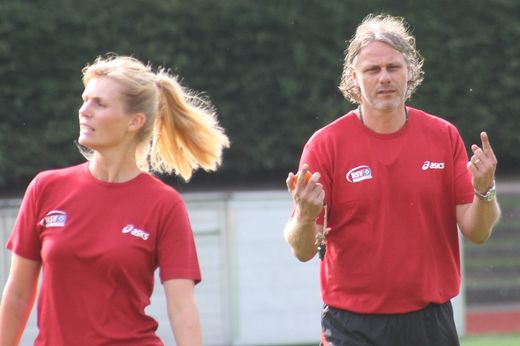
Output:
top-left (286, 164), bottom-right (325, 224)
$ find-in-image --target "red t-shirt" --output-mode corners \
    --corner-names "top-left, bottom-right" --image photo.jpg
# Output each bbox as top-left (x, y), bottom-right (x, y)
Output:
top-left (299, 107), bottom-right (474, 314)
top-left (7, 163), bottom-right (201, 345)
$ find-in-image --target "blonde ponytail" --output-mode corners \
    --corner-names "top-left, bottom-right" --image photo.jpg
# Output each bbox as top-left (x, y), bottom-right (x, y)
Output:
top-left (150, 72), bottom-right (230, 181)
top-left (82, 55), bottom-right (229, 181)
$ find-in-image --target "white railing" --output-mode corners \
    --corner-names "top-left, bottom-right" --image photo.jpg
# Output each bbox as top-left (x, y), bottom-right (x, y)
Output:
top-left (0, 191), bottom-right (464, 345)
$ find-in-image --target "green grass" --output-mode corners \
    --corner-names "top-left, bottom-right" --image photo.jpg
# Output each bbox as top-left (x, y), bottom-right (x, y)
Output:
top-left (460, 333), bottom-right (520, 346)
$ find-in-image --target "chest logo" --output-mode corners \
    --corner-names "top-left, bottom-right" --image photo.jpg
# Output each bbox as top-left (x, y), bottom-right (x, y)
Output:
top-left (40, 210), bottom-right (67, 228)
top-left (122, 224), bottom-right (150, 240)
top-left (346, 165), bottom-right (373, 183)
top-left (422, 161), bottom-right (445, 170)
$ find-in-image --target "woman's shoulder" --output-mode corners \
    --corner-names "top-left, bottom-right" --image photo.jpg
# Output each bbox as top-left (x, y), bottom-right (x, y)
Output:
top-left (140, 173), bottom-right (184, 202)
top-left (33, 163), bottom-right (87, 185)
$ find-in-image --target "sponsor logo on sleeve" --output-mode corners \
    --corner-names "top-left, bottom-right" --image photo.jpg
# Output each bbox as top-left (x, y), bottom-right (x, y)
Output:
top-left (40, 210), bottom-right (67, 228)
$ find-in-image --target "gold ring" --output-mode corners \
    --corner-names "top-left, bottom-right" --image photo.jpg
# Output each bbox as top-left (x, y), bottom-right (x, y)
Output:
top-left (473, 158), bottom-right (481, 165)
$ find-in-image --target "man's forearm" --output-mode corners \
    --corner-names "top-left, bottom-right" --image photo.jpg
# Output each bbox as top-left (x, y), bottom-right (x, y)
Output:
top-left (284, 216), bottom-right (320, 262)
top-left (459, 198), bottom-right (501, 244)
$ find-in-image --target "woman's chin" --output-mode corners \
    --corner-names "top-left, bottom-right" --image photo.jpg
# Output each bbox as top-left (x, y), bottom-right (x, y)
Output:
top-left (77, 137), bottom-right (95, 149)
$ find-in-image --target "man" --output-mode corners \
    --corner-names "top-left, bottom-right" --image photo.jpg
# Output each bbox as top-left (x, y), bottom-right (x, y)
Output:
top-left (284, 13), bottom-right (500, 346)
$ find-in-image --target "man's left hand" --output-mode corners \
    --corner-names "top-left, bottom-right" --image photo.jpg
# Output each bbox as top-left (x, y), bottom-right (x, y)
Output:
top-left (467, 131), bottom-right (497, 194)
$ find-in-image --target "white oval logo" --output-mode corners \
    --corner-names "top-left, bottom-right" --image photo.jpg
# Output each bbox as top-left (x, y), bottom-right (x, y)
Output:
top-left (121, 224), bottom-right (149, 240)
top-left (346, 165), bottom-right (373, 183)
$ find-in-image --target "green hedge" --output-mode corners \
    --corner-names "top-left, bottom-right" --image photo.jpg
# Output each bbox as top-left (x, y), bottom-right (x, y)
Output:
top-left (0, 0), bottom-right (518, 191)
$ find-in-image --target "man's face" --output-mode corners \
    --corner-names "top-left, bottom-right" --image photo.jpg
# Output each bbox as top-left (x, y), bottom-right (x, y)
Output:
top-left (352, 41), bottom-right (411, 112)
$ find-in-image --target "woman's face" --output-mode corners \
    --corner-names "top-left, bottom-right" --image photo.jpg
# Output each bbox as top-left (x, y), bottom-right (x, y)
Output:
top-left (78, 77), bottom-right (136, 152)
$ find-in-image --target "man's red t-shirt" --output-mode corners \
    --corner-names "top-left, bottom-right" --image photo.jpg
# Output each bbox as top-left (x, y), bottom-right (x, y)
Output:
top-left (7, 163), bottom-right (201, 345)
top-left (299, 107), bottom-right (474, 314)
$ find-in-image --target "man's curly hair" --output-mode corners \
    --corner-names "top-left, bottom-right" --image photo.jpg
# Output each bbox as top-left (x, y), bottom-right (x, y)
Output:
top-left (339, 14), bottom-right (424, 104)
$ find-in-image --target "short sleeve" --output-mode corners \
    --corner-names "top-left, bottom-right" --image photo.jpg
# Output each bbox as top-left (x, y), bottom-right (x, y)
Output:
top-left (6, 175), bottom-right (43, 261)
top-left (156, 198), bottom-right (201, 284)
top-left (451, 127), bottom-right (474, 205)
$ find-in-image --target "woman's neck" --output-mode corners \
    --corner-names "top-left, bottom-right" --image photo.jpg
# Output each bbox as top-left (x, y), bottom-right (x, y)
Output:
top-left (89, 150), bottom-right (142, 183)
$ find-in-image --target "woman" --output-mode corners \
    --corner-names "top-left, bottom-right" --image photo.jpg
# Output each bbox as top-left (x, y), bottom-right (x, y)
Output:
top-left (0, 55), bottom-right (229, 345)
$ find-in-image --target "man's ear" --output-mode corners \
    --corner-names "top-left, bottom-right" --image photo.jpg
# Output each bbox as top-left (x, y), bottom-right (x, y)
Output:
top-left (351, 66), bottom-right (360, 88)
top-left (128, 113), bottom-right (146, 133)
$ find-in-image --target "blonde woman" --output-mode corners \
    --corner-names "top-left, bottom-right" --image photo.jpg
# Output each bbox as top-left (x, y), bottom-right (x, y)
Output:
top-left (0, 55), bottom-right (229, 346)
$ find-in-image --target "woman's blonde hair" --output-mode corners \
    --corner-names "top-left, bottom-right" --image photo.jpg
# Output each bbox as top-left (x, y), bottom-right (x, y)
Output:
top-left (339, 13), bottom-right (424, 104)
top-left (81, 55), bottom-right (229, 181)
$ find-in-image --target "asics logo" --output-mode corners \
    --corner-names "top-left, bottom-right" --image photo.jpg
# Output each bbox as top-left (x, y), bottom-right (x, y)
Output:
top-left (40, 210), bottom-right (67, 228)
top-left (122, 224), bottom-right (149, 240)
top-left (346, 165), bottom-right (373, 183)
top-left (422, 161), bottom-right (445, 170)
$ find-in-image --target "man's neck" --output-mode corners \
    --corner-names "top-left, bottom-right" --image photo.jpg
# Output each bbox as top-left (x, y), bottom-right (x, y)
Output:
top-left (358, 105), bottom-right (408, 134)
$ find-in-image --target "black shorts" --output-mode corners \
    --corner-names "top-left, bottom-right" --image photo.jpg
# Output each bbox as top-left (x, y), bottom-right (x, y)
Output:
top-left (320, 301), bottom-right (459, 346)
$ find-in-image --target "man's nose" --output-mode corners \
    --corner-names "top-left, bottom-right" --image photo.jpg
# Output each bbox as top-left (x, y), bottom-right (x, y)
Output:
top-left (379, 69), bottom-right (391, 83)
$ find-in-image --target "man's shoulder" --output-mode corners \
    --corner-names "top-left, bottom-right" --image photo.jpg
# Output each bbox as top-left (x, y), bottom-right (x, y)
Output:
top-left (407, 107), bottom-right (453, 126)
top-left (408, 107), bottom-right (458, 131)
top-left (308, 111), bottom-right (357, 144)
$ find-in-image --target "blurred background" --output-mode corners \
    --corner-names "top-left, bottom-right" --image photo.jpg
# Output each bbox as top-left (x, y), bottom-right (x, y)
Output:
top-left (0, 0), bottom-right (518, 345)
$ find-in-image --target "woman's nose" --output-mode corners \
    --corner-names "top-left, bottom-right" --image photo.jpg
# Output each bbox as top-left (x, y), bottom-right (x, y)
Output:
top-left (79, 101), bottom-right (91, 117)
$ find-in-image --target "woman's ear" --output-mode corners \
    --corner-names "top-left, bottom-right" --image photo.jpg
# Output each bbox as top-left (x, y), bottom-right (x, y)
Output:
top-left (128, 113), bottom-right (146, 133)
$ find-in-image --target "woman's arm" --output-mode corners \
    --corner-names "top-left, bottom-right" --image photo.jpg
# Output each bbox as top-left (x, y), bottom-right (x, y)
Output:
top-left (0, 254), bottom-right (41, 346)
top-left (163, 278), bottom-right (201, 346)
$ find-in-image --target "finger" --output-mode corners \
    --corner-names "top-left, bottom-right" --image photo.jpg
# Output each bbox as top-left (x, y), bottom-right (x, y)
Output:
top-left (307, 172), bottom-right (321, 185)
top-left (468, 158), bottom-right (478, 171)
top-left (296, 164), bottom-right (310, 189)
top-left (480, 131), bottom-right (489, 150)
top-left (480, 131), bottom-right (495, 158)
top-left (470, 155), bottom-right (482, 170)
top-left (307, 181), bottom-right (323, 196)
top-left (286, 172), bottom-right (295, 191)
top-left (471, 144), bottom-right (481, 155)
top-left (313, 186), bottom-right (326, 205)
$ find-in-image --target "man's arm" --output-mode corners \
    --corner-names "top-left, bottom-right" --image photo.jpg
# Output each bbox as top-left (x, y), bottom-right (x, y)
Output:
top-left (457, 198), bottom-right (500, 244)
top-left (0, 254), bottom-right (41, 346)
top-left (457, 132), bottom-right (501, 243)
top-left (284, 165), bottom-right (325, 262)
